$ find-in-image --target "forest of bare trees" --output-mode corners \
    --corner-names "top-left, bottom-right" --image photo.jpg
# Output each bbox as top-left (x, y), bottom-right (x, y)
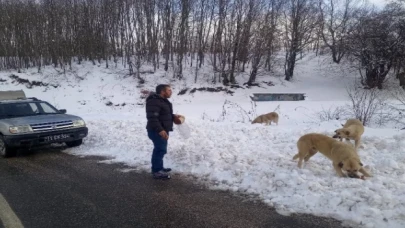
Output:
top-left (0, 0), bottom-right (404, 88)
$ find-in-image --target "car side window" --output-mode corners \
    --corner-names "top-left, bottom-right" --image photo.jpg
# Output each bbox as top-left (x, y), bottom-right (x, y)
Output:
top-left (29, 103), bottom-right (39, 113)
top-left (13, 103), bottom-right (34, 115)
top-left (39, 103), bottom-right (57, 113)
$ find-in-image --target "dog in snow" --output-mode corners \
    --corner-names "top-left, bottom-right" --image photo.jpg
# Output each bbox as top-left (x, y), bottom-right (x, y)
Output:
top-left (293, 133), bottom-right (371, 178)
top-left (251, 112), bottom-right (279, 125)
top-left (332, 119), bottom-right (364, 150)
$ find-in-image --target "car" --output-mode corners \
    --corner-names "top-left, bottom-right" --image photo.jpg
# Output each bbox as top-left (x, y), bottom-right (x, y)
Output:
top-left (0, 90), bottom-right (88, 157)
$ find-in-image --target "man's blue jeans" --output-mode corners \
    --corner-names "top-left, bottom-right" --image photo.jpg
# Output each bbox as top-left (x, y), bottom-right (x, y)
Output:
top-left (147, 130), bottom-right (168, 173)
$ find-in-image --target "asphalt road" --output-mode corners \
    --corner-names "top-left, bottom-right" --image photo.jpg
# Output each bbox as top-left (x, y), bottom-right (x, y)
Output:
top-left (0, 148), bottom-right (345, 228)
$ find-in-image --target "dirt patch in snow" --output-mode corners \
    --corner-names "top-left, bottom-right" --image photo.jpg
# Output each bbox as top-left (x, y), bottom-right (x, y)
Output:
top-left (9, 75), bottom-right (59, 89)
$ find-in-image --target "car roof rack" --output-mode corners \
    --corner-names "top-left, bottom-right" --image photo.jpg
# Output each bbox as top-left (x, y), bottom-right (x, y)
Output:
top-left (25, 97), bottom-right (39, 101)
top-left (0, 97), bottom-right (40, 103)
top-left (0, 90), bottom-right (26, 101)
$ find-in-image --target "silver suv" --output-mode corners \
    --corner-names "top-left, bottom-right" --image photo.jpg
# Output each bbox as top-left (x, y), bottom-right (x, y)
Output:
top-left (0, 91), bottom-right (88, 157)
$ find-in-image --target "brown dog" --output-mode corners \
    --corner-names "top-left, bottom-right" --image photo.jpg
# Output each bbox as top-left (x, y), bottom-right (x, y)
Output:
top-left (332, 119), bottom-right (364, 150)
top-left (251, 112), bottom-right (279, 125)
top-left (293, 133), bottom-right (371, 178)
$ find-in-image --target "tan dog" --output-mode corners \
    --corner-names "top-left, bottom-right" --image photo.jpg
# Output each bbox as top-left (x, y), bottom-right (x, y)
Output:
top-left (293, 133), bottom-right (371, 178)
top-left (251, 112), bottom-right (279, 125)
top-left (332, 119), bottom-right (364, 150)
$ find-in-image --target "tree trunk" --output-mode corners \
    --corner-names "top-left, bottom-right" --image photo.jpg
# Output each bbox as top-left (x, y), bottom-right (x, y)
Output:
top-left (285, 50), bottom-right (297, 81)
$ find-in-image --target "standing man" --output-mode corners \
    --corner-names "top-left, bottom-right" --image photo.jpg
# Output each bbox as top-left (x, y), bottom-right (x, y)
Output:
top-left (146, 84), bottom-right (181, 179)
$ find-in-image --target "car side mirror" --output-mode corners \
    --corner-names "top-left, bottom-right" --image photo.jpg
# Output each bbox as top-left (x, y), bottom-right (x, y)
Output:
top-left (59, 109), bottom-right (67, 114)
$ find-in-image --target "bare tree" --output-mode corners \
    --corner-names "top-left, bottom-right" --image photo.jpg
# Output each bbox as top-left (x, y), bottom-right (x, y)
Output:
top-left (211, 0), bottom-right (227, 73)
top-left (209, 0), bottom-right (233, 84)
top-left (193, 0), bottom-right (215, 82)
top-left (264, 0), bottom-right (284, 72)
top-left (318, 0), bottom-right (359, 64)
top-left (236, 0), bottom-right (254, 73)
top-left (176, 0), bottom-right (191, 79)
top-left (228, 0), bottom-right (245, 84)
top-left (346, 84), bottom-right (383, 126)
top-left (389, 87), bottom-right (405, 128)
top-left (283, 0), bottom-right (319, 81)
top-left (347, 8), bottom-right (405, 89)
top-left (247, 0), bottom-right (267, 84)
top-left (160, 0), bottom-right (174, 71)
top-left (3, 0), bottom-right (396, 90)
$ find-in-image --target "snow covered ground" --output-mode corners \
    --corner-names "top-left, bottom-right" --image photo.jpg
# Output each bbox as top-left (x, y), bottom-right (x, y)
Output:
top-left (0, 53), bottom-right (404, 228)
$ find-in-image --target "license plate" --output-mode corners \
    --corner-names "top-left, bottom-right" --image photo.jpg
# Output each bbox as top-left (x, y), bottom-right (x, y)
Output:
top-left (43, 134), bottom-right (70, 142)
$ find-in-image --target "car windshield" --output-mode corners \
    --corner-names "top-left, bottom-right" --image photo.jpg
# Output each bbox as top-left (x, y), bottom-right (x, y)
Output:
top-left (0, 101), bottom-right (59, 118)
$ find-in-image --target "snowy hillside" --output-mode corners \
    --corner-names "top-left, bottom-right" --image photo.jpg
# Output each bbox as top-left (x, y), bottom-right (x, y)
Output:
top-left (1, 53), bottom-right (405, 228)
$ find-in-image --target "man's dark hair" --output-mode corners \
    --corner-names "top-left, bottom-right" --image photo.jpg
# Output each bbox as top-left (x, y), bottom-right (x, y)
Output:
top-left (156, 84), bottom-right (170, 94)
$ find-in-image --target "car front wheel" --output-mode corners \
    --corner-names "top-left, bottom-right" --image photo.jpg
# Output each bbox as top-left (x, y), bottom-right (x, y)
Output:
top-left (0, 137), bottom-right (17, 158)
top-left (65, 139), bottom-right (83, 148)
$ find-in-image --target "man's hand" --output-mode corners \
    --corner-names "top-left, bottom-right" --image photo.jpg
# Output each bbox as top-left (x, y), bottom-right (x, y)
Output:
top-left (159, 130), bottom-right (169, 140)
top-left (173, 114), bottom-right (185, 125)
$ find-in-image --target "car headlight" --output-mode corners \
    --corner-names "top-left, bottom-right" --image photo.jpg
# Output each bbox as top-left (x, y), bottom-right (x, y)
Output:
top-left (73, 119), bottom-right (86, 127)
top-left (9, 125), bottom-right (33, 134)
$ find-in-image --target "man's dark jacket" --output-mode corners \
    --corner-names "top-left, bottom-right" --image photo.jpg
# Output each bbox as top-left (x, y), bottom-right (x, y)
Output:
top-left (146, 93), bottom-right (174, 133)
